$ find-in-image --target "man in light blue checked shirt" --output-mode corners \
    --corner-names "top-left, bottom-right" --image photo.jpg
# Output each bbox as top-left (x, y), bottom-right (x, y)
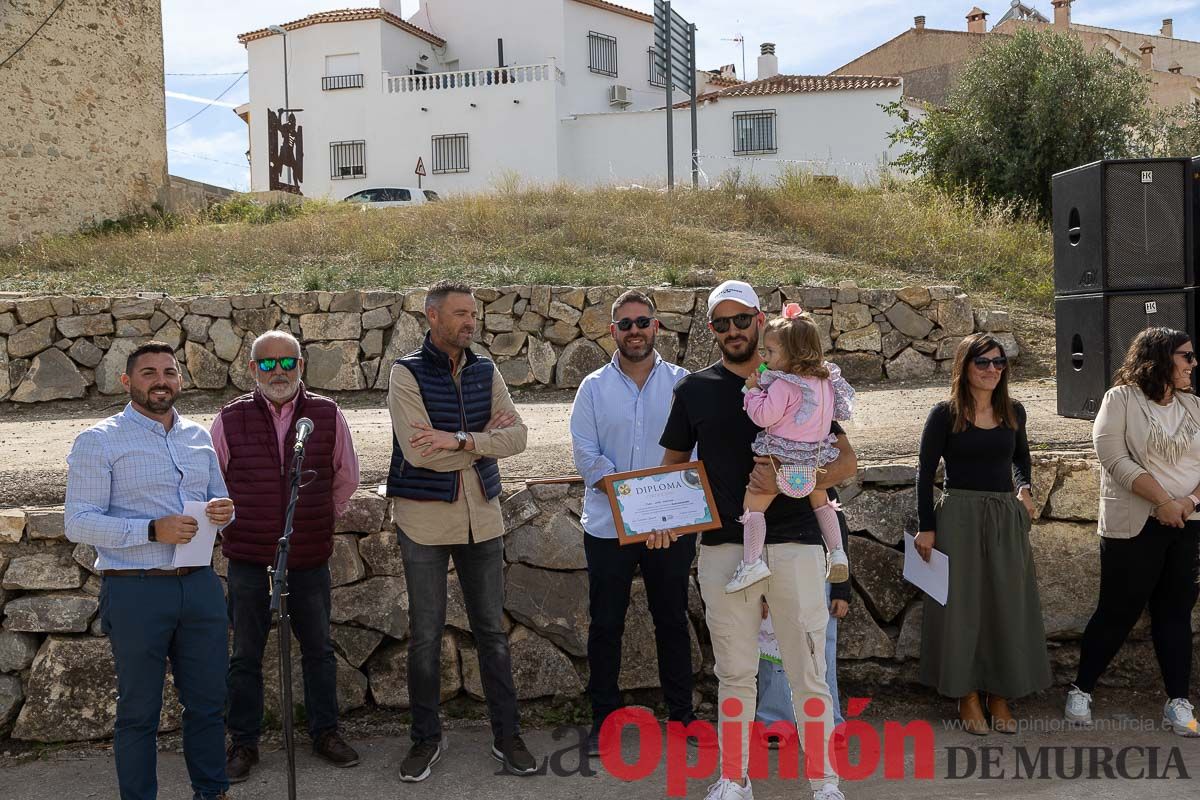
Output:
top-left (65, 341), bottom-right (235, 800)
top-left (568, 289), bottom-right (695, 757)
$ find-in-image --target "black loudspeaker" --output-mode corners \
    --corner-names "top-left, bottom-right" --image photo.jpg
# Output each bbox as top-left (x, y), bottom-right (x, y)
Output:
top-left (1052, 158), bottom-right (1193, 294)
top-left (1055, 289), bottom-right (1196, 420)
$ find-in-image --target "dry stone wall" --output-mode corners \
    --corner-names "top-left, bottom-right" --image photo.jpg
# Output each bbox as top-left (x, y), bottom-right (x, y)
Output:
top-left (0, 282), bottom-right (1016, 403)
top-left (4, 455), bottom-right (1195, 744)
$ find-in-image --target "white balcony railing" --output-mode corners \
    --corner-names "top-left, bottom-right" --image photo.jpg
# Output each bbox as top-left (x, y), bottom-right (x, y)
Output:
top-left (385, 62), bottom-right (563, 94)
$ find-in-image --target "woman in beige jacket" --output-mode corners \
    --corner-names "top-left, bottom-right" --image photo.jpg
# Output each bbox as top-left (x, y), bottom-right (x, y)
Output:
top-left (1066, 327), bottom-right (1200, 737)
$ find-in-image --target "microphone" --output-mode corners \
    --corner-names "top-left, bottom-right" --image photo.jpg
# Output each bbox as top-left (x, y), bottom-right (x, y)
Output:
top-left (294, 417), bottom-right (313, 451)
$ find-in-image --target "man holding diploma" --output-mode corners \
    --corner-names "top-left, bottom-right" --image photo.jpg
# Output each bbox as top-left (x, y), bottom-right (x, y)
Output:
top-left (65, 341), bottom-right (235, 800)
top-left (569, 289), bottom-right (693, 756)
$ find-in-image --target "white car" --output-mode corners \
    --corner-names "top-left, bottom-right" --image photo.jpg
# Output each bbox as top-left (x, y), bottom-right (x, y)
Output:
top-left (343, 187), bottom-right (440, 207)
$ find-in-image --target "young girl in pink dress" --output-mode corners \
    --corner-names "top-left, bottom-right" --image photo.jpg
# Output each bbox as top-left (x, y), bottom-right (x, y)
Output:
top-left (728, 303), bottom-right (855, 593)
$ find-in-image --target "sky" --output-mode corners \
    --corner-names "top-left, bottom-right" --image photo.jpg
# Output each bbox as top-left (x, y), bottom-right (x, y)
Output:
top-left (162, 0), bottom-right (1200, 190)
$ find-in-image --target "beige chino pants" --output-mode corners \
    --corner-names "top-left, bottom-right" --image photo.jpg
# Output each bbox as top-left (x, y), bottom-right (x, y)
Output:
top-left (697, 542), bottom-right (838, 789)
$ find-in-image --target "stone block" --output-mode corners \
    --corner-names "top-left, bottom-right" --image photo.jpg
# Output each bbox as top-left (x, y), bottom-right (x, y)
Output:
top-left (8, 318), bottom-right (55, 358)
top-left (490, 332), bottom-right (527, 357)
top-left (885, 302), bottom-right (934, 340)
top-left (935, 337), bottom-right (964, 360)
top-left (832, 303), bottom-right (872, 332)
top-left (189, 297), bottom-right (232, 318)
top-left (360, 329), bottom-right (384, 358)
top-left (331, 625), bottom-right (384, 669)
top-left (846, 535), bottom-right (914, 623)
top-left (363, 291), bottom-right (403, 310)
top-left (2, 554), bottom-right (85, 591)
top-left (335, 490), bottom-right (388, 534)
top-left (860, 464), bottom-right (917, 486)
top-left (374, 314), bottom-right (425, 391)
top-left (881, 330), bottom-right (908, 360)
top-left (361, 307), bottom-right (392, 330)
top-left (96, 337), bottom-right (151, 395)
top-left (655, 330), bottom-right (681, 364)
top-left (531, 286), bottom-right (551, 316)
top-left (11, 349), bottom-right (86, 402)
top-left (369, 634), bottom-right (459, 708)
top-left (66, 339), bottom-right (103, 368)
top-left (274, 293), bottom-right (320, 315)
top-left (111, 297), bottom-right (157, 320)
top-left (1045, 463), bottom-right (1100, 522)
top-left (842, 487), bottom-right (918, 546)
top-left (485, 314), bottom-right (515, 333)
top-left (498, 358), bottom-right (534, 387)
top-left (329, 535), bottom-right (366, 588)
top-left (357, 531), bottom-right (405, 577)
top-left (0, 510), bottom-right (24, 543)
top-left (26, 510), bottom-right (64, 540)
top-left (1031, 521), bottom-right (1102, 637)
top-left (3, 595), bottom-right (97, 633)
top-left (936, 295), bottom-right (974, 336)
top-left (859, 289), bottom-right (896, 311)
top-left (231, 293), bottom-right (269, 310)
top-left (556, 338), bottom-right (607, 388)
top-left (836, 589), bottom-right (895, 659)
top-left (578, 305), bottom-right (611, 340)
top-left (299, 313), bottom-right (361, 341)
top-left (14, 297), bottom-right (55, 324)
top-left (181, 314), bottom-right (212, 342)
top-left (485, 293), bottom-right (518, 315)
top-left (896, 286), bottom-right (931, 309)
top-left (55, 314), bottom-right (114, 338)
top-left (548, 301), bottom-right (582, 325)
top-left (331, 577), bottom-right (408, 638)
top-left (518, 311), bottom-right (545, 333)
top-left (528, 337), bottom-right (556, 384)
top-left (505, 513), bottom-right (587, 570)
top-left (974, 309), bottom-right (1011, 332)
top-left (505, 564), bottom-right (590, 656)
top-left (835, 324), bottom-right (881, 353)
top-left (885, 348), bottom-right (937, 381)
top-left (115, 319), bottom-right (153, 338)
top-left (556, 288), bottom-right (587, 309)
top-left (0, 631), bottom-right (39, 673)
top-left (462, 625), bottom-right (582, 701)
top-left (328, 291), bottom-right (363, 313)
top-left (895, 602), bottom-right (923, 661)
top-left (262, 628), bottom-right (367, 717)
top-left (184, 342), bottom-right (227, 390)
top-left (208, 318), bottom-right (241, 361)
top-left (304, 341), bottom-right (366, 391)
top-left (543, 320), bottom-right (578, 346)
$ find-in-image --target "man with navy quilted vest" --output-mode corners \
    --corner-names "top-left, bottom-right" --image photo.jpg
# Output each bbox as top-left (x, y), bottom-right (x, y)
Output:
top-left (211, 330), bottom-right (361, 782)
top-left (387, 280), bottom-right (532, 782)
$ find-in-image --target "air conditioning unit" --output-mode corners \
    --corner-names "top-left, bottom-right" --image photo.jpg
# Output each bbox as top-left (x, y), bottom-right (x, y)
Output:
top-left (608, 84), bottom-right (632, 107)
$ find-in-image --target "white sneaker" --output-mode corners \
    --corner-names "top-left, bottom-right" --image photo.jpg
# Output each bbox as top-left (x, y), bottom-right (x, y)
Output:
top-left (813, 783), bottom-right (845, 800)
top-left (1164, 698), bottom-right (1200, 737)
top-left (826, 548), bottom-right (849, 583)
top-left (725, 559), bottom-right (771, 593)
top-left (704, 777), bottom-right (753, 800)
top-left (1064, 686), bottom-right (1093, 725)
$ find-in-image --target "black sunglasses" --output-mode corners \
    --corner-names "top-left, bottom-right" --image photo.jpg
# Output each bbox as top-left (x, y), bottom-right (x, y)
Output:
top-left (972, 356), bottom-right (1008, 370)
top-left (614, 316), bottom-right (655, 332)
top-left (1176, 350), bottom-right (1197, 364)
top-left (710, 313), bottom-right (756, 334)
top-left (256, 357), bottom-right (299, 373)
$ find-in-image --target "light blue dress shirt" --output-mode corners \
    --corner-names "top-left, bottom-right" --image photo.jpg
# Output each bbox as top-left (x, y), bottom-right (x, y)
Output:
top-left (570, 352), bottom-right (689, 539)
top-left (65, 403), bottom-right (231, 571)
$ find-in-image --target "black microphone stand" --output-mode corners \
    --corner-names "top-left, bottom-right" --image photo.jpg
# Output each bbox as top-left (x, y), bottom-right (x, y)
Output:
top-left (270, 440), bottom-right (307, 800)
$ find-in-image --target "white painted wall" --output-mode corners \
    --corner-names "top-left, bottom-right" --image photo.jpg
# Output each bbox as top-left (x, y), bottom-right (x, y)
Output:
top-left (559, 86), bottom-right (910, 188)
top-left (408, 0), bottom-right (565, 71)
top-left (560, 1), bottom-right (666, 113)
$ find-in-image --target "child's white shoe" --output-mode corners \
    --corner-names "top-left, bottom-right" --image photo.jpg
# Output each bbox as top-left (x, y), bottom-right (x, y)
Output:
top-left (826, 548), bottom-right (849, 583)
top-left (725, 559), bottom-right (771, 593)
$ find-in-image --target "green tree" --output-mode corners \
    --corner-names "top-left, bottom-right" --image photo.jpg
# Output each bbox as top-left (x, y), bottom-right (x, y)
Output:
top-left (887, 28), bottom-right (1149, 214)
top-left (1140, 102), bottom-right (1200, 158)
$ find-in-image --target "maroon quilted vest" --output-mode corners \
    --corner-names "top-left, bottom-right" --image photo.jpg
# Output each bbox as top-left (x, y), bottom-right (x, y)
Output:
top-left (219, 384), bottom-right (338, 569)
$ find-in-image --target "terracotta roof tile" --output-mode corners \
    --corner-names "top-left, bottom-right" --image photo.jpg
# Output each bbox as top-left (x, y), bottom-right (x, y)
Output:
top-left (570, 0), bottom-right (653, 23)
top-left (238, 8), bottom-right (446, 47)
top-left (713, 73), bottom-right (901, 98)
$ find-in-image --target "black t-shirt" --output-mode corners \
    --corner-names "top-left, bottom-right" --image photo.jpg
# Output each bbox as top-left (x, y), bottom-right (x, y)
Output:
top-left (660, 362), bottom-right (846, 548)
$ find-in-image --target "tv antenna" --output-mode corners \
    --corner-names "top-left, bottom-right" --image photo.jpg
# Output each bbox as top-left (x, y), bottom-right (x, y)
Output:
top-left (721, 32), bottom-right (745, 81)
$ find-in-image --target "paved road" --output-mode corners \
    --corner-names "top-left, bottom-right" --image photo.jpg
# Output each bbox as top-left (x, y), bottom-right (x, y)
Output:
top-left (0, 379), bottom-right (1092, 507)
top-left (4, 695), bottom-right (1198, 800)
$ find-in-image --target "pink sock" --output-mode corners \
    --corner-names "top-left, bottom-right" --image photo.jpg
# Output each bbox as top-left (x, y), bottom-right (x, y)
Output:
top-left (739, 510), bottom-right (766, 564)
top-left (814, 503), bottom-right (842, 553)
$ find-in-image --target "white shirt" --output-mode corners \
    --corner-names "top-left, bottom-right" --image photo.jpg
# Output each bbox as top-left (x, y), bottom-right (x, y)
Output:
top-left (1142, 397), bottom-right (1200, 521)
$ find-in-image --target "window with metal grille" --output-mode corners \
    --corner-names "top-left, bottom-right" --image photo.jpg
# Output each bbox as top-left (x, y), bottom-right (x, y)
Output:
top-left (432, 134), bottom-right (469, 174)
top-left (588, 31), bottom-right (618, 77)
top-left (733, 110), bottom-right (777, 155)
top-left (329, 140), bottom-right (366, 179)
top-left (648, 47), bottom-right (666, 87)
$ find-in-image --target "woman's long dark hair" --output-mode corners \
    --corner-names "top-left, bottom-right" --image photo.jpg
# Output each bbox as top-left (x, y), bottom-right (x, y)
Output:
top-left (1112, 327), bottom-right (1191, 403)
top-left (948, 333), bottom-right (1015, 433)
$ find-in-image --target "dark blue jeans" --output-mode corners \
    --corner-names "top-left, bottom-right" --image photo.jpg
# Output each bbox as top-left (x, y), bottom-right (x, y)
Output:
top-left (100, 567), bottom-right (229, 800)
top-left (584, 533), bottom-right (697, 732)
top-left (225, 559), bottom-right (339, 745)
top-left (399, 529), bottom-right (519, 743)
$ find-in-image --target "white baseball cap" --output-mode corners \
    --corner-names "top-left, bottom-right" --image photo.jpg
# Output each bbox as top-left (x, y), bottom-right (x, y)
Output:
top-left (707, 280), bottom-right (761, 317)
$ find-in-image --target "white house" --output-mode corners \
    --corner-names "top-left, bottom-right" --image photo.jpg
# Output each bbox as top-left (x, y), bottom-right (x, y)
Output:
top-left (237, 0), bottom-right (909, 198)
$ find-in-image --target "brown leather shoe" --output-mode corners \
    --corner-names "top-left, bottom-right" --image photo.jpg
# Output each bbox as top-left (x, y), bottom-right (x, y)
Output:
top-left (225, 742), bottom-right (259, 784)
top-left (313, 730), bottom-right (360, 767)
top-left (958, 692), bottom-right (989, 736)
top-left (988, 695), bottom-right (1018, 734)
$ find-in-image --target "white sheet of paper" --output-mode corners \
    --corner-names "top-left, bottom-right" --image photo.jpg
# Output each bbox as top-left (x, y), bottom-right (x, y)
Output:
top-left (172, 501), bottom-right (218, 568)
top-left (903, 532), bottom-right (949, 606)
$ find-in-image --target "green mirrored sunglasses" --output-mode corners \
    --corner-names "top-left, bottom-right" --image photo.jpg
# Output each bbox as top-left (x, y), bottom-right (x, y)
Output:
top-left (255, 357), bottom-right (298, 373)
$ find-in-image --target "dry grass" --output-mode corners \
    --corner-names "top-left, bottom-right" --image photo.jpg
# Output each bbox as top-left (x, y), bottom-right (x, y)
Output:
top-left (0, 176), bottom-right (1053, 310)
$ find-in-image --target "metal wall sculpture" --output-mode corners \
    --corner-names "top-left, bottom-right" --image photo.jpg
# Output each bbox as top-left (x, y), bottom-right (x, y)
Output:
top-left (268, 109), bottom-right (304, 194)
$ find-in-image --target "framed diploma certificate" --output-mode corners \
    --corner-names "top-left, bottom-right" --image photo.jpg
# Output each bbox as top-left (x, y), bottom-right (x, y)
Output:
top-left (601, 461), bottom-right (722, 546)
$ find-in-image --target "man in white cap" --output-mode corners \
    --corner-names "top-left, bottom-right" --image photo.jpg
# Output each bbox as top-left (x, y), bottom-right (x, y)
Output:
top-left (655, 280), bottom-right (856, 800)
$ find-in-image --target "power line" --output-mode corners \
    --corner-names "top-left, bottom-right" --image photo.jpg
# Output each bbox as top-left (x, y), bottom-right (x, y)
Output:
top-left (169, 148), bottom-right (247, 170)
top-left (166, 70), bottom-right (247, 76)
top-left (0, 0), bottom-right (67, 70)
top-left (166, 71), bottom-right (247, 131)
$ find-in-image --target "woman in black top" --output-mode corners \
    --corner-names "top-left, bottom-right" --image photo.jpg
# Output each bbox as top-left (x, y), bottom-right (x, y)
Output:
top-left (914, 333), bottom-right (1051, 735)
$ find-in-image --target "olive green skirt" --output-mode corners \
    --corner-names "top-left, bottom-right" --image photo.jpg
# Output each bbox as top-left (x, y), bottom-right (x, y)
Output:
top-left (918, 488), bottom-right (1052, 699)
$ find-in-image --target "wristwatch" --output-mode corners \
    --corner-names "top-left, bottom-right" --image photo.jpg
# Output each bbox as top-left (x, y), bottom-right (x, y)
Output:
top-left (147, 519), bottom-right (158, 542)
top-left (454, 431), bottom-right (469, 451)
top-left (1189, 494), bottom-right (1200, 513)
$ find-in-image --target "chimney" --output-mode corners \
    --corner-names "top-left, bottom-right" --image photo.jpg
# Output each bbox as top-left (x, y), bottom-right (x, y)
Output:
top-left (757, 42), bottom-right (779, 80)
top-left (1140, 41), bottom-right (1155, 71)
top-left (914, 15), bottom-right (926, 31)
top-left (1169, 62), bottom-right (1183, 74)
top-left (1052, 0), bottom-right (1072, 29)
top-left (1161, 19), bottom-right (1174, 38)
top-left (719, 63), bottom-right (737, 80)
top-left (966, 7), bottom-right (987, 34)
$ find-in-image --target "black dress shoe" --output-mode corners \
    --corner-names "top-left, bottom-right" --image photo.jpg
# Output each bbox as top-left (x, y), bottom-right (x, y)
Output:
top-left (313, 730), bottom-right (360, 767)
top-left (225, 742), bottom-right (259, 784)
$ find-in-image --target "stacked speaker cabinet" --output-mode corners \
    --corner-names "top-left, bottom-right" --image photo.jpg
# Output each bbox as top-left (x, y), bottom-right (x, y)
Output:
top-left (1052, 158), bottom-right (1195, 419)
